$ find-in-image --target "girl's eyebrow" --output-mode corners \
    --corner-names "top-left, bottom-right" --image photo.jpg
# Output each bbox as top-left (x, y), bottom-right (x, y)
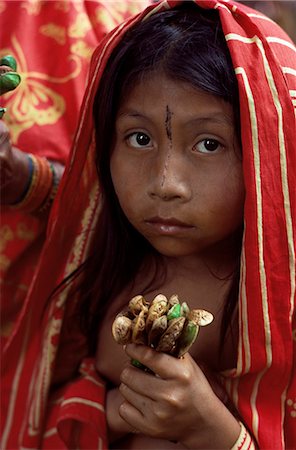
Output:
top-left (117, 109), bottom-right (146, 119)
top-left (186, 114), bottom-right (234, 127)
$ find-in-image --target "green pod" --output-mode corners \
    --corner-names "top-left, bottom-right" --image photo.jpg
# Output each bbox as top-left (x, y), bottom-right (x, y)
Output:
top-left (0, 72), bottom-right (21, 96)
top-left (0, 55), bottom-right (17, 71)
top-left (0, 107), bottom-right (6, 118)
top-left (167, 303), bottom-right (181, 320)
top-left (131, 358), bottom-right (146, 370)
top-left (176, 320), bottom-right (199, 358)
top-left (131, 358), bottom-right (154, 374)
top-left (180, 302), bottom-right (190, 317)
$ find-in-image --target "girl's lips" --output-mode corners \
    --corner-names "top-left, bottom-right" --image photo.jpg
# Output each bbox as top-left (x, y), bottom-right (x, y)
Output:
top-left (145, 217), bottom-right (194, 234)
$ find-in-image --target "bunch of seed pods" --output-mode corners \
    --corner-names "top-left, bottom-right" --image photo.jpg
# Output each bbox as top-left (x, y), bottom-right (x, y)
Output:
top-left (112, 294), bottom-right (214, 358)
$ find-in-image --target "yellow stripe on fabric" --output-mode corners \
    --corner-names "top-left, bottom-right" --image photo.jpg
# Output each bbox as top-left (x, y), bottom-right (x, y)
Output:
top-left (280, 387), bottom-right (289, 448)
top-left (43, 427), bottom-right (58, 438)
top-left (1, 314), bottom-right (31, 449)
top-left (85, 375), bottom-right (105, 388)
top-left (26, 367), bottom-right (43, 436)
top-left (98, 437), bottom-right (103, 450)
top-left (142, 0), bottom-right (170, 21)
top-left (214, 2), bottom-right (232, 14)
top-left (63, 184), bottom-right (100, 281)
top-left (62, 397), bottom-right (105, 412)
top-left (20, 447), bottom-right (41, 450)
top-left (247, 13), bottom-right (274, 23)
top-left (267, 37), bottom-right (296, 53)
top-left (27, 315), bottom-right (63, 435)
top-left (234, 65), bottom-right (269, 442)
top-left (282, 67), bottom-right (296, 77)
top-left (240, 238), bottom-right (251, 375)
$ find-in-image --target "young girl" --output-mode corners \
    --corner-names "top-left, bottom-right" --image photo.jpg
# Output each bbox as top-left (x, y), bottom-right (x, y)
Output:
top-left (1, 1), bottom-right (295, 449)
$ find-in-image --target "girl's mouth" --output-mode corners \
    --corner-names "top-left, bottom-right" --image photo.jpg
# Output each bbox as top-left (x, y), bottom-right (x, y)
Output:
top-left (145, 216), bottom-right (194, 235)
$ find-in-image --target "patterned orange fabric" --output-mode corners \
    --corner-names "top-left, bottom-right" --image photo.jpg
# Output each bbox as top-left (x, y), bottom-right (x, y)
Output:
top-left (1, 1), bottom-right (295, 448)
top-left (0, 0), bottom-right (148, 341)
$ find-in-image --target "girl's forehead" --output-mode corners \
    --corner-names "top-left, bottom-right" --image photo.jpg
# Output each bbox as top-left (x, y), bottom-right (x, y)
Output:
top-left (117, 72), bottom-right (234, 124)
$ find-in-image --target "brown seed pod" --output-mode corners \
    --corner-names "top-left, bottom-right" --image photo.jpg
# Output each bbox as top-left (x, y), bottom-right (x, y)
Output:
top-left (112, 314), bottom-right (133, 345)
top-left (180, 301), bottom-right (190, 318)
top-left (168, 294), bottom-right (180, 308)
top-left (156, 316), bottom-right (186, 354)
top-left (132, 309), bottom-right (148, 344)
top-left (188, 309), bottom-right (214, 327)
top-left (146, 294), bottom-right (168, 332)
top-left (148, 315), bottom-right (168, 347)
top-left (128, 295), bottom-right (149, 316)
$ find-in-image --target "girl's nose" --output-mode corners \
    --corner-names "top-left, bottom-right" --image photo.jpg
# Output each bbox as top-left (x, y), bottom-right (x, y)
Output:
top-left (148, 147), bottom-right (192, 202)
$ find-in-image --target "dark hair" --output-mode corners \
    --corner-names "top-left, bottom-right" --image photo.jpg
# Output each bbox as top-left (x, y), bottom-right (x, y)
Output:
top-left (78, 4), bottom-right (242, 353)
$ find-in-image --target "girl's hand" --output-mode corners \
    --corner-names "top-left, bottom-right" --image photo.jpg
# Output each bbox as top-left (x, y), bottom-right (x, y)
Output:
top-left (119, 344), bottom-right (240, 449)
top-left (0, 121), bottom-right (30, 205)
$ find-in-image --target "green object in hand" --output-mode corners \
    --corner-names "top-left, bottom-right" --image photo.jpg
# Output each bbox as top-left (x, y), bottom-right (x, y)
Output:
top-left (0, 55), bottom-right (21, 96)
top-left (0, 55), bottom-right (17, 71)
top-left (167, 303), bottom-right (181, 320)
top-left (0, 72), bottom-right (21, 96)
top-left (131, 358), bottom-right (154, 374)
top-left (131, 358), bottom-right (146, 370)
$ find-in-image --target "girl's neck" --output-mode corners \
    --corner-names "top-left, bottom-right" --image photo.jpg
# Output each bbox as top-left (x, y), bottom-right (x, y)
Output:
top-left (154, 232), bottom-right (241, 285)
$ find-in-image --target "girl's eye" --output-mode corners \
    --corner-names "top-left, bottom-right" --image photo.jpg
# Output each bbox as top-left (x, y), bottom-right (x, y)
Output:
top-left (194, 138), bottom-right (222, 154)
top-left (126, 132), bottom-right (151, 148)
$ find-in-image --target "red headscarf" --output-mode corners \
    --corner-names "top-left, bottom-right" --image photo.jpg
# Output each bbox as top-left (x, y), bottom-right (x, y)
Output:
top-left (1, 1), bottom-right (295, 448)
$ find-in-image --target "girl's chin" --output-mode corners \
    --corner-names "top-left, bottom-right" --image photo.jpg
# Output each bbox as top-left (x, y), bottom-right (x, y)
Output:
top-left (146, 239), bottom-right (201, 259)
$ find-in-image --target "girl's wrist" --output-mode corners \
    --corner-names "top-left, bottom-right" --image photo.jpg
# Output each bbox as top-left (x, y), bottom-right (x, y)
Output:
top-left (180, 399), bottom-right (241, 449)
top-left (2, 146), bottom-right (31, 205)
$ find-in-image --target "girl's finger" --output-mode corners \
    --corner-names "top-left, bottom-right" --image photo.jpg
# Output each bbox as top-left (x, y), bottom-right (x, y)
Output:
top-left (125, 344), bottom-right (189, 379)
top-left (120, 364), bottom-right (164, 399)
top-left (119, 399), bottom-right (147, 432)
top-left (119, 382), bottom-right (153, 412)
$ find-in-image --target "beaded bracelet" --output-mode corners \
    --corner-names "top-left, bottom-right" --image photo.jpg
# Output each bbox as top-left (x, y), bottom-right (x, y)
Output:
top-left (230, 422), bottom-right (256, 450)
top-left (37, 163), bottom-right (59, 214)
top-left (10, 153), bottom-right (55, 213)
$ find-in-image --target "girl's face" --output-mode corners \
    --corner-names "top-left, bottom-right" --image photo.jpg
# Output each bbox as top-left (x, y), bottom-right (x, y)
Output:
top-left (111, 72), bottom-right (244, 260)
